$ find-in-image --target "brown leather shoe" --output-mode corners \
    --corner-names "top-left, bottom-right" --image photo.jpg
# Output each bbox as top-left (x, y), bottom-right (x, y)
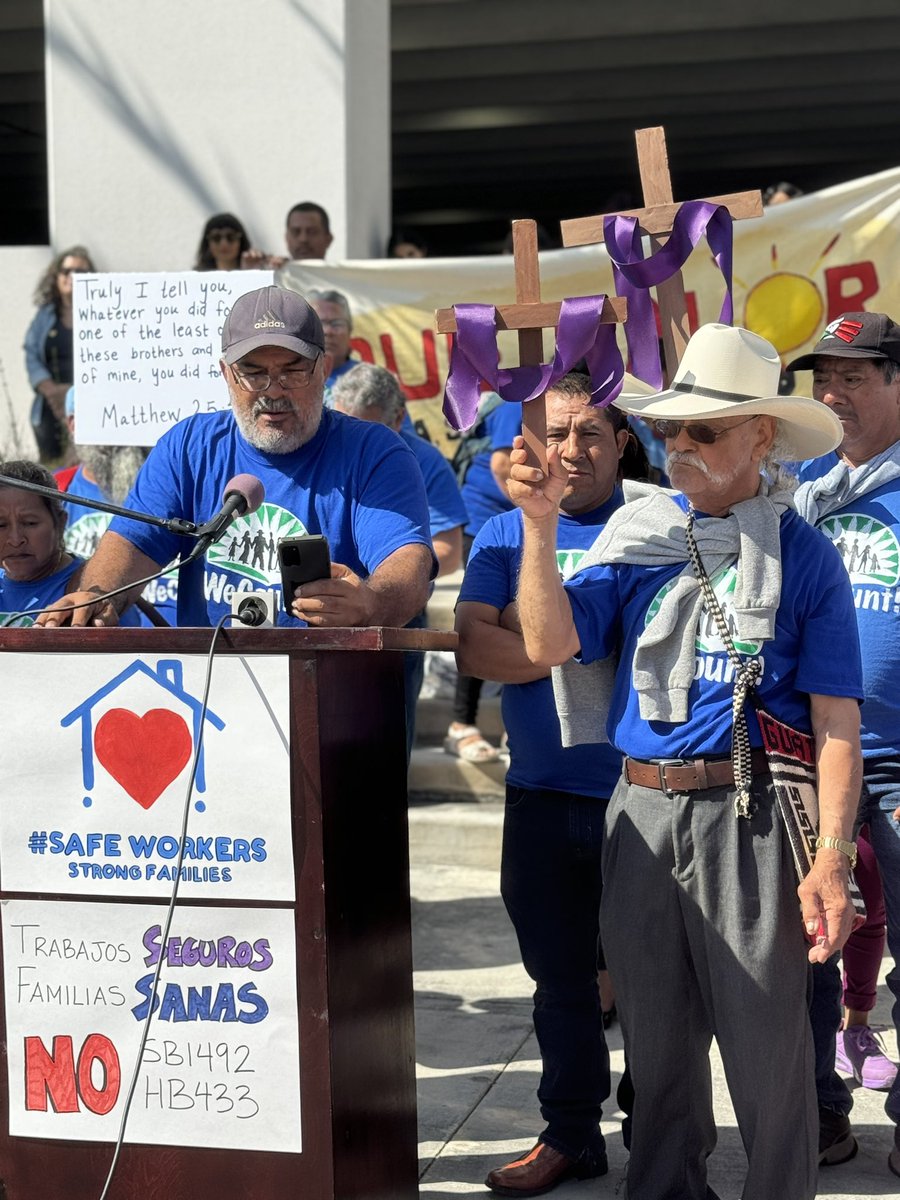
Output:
top-left (484, 1141), bottom-right (608, 1196)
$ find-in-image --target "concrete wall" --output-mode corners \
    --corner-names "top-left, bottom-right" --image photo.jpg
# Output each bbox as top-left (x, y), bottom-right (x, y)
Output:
top-left (0, 0), bottom-right (390, 456)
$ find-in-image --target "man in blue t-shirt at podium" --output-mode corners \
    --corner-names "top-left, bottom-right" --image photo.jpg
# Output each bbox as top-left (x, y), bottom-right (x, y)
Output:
top-left (38, 286), bottom-right (435, 631)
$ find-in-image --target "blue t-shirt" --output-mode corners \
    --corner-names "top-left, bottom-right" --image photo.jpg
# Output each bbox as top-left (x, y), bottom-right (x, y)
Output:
top-left (799, 451), bottom-right (900, 760)
top-left (459, 489), bottom-right (624, 797)
top-left (565, 501), bottom-right (863, 759)
top-left (400, 429), bottom-right (468, 537)
top-left (0, 556), bottom-right (139, 627)
top-left (108, 408), bottom-right (434, 627)
top-left (798, 452), bottom-right (838, 483)
top-left (323, 356), bottom-right (360, 408)
top-left (461, 401), bottom-right (523, 537)
top-left (61, 465), bottom-right (178, 626)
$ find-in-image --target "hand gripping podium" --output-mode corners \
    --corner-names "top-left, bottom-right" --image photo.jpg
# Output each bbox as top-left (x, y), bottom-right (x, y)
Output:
top-left (0, 624), bottom-right (455, 1200)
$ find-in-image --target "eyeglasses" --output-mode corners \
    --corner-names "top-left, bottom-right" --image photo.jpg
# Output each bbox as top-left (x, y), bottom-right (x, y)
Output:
top-left (319, 318), bottom-right (349, 331)
top-left (232, 360), bottom-right (320, 392)
top-left (208, 230), bottom-right (240, 244)
top-left (649, 415), bottom-right (759, 444)
top-left (58, 266), bottom-right (87, 276)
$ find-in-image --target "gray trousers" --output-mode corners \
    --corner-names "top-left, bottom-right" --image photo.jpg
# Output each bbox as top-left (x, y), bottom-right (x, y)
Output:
top-left (600, 774), bottom-right (816, 1200)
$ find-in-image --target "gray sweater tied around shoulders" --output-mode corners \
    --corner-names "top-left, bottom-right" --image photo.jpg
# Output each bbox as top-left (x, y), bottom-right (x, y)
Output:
top-left (549, 478), bottom-right (794, 746)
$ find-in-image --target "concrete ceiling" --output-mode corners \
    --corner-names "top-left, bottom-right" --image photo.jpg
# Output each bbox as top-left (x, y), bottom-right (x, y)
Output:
top-left (391, 0), bottom-right (900, 254)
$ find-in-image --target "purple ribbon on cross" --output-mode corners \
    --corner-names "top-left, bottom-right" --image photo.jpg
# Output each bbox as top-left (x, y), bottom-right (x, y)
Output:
top-left (604, 199), bottom-right (734, 389)
top-left (442, 294), bottom-right (624, 432)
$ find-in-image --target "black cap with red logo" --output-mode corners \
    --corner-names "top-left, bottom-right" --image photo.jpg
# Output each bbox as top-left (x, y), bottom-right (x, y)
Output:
top-left (787, 312), bottom-right (900, 371)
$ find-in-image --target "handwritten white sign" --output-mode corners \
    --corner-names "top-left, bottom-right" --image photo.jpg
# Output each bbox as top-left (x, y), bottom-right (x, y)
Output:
top-left (72, 270), bottom-right (273, 446)
top-left (0, 653), bottom-right (294, 901)
top-left (2, 898), bottom-right (301, 1151)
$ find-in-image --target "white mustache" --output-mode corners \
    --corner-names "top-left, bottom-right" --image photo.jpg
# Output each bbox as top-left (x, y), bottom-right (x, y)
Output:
top-left (666, 450), bottom-right (711, 478)
top-left (252, 398), bottom-right (294, 417)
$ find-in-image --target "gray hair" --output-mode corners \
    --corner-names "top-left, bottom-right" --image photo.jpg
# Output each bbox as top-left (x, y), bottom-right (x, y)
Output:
top-left (306, 288), bottom-right (352, 330)
top-left (76, 443), bottom-right (150, 506)
top-left (762, 424), bottom-right (800, 493)
top-left (331, 363), bottom-right (406, 426)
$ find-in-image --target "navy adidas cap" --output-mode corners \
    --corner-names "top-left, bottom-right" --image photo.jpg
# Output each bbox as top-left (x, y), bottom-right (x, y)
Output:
top-left (787, 312), bottom-right (900, 371)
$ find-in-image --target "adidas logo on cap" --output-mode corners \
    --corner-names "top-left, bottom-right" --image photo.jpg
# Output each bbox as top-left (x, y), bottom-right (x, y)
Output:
top-left (253, 308), bottom-right (286, 330)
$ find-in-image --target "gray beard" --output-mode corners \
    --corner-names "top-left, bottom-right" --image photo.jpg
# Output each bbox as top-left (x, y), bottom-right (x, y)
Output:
top-left (76, 444), bottom-right (149, 505)
top-left (231, 397), bottom-right (323, 454)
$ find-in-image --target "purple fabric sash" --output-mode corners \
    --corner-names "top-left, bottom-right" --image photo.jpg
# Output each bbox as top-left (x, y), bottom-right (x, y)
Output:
top-left (604, 200), bottom-right (734, 388)
top-left (442, 294), bottom-right (623, 431)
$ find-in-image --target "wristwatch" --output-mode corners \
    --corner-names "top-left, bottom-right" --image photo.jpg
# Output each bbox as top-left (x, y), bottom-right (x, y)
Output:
top-left (814, 835), bottom-right (858, 870)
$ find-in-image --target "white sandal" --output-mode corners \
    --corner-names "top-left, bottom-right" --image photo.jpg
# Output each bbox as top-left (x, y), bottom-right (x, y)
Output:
top-left (443, 724), bottom-right (501, 763)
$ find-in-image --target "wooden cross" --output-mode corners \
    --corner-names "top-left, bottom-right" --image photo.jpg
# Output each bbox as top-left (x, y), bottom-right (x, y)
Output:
top-left (560, 126), bottom-right (763, 380)
top-left (435, 219), bottom-right (626, 468)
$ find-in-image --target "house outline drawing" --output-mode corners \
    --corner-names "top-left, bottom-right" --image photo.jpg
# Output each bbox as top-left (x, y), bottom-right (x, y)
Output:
top-left (60, 658), bottom-right (225, 795)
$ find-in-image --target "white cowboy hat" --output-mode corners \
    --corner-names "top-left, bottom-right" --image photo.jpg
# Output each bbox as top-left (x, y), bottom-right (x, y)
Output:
top-left (614, 323), bottom-right (842, 461)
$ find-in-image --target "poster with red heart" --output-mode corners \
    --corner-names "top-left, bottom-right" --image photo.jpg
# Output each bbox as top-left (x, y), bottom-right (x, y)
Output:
top-left (2, 897), bottom-right (301, 1151)
top-left (0, 653), bottom-right (293, 901)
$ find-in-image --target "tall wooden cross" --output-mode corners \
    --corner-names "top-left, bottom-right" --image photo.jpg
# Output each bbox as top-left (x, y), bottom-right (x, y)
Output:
top-left (560, 126), bottom-right (763, 380)
top-left (435, 219), bottom-right (626, 468)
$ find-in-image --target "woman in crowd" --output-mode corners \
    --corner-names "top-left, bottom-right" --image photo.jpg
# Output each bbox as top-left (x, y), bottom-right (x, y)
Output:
top-left (0, 459), bottom-right (140, 628)
top-left (24, 245), bottom-right (95, 465)
top-left (0, 459), bottom-right (86, 626)
top-left (193, 212), bottom-right (251, 271)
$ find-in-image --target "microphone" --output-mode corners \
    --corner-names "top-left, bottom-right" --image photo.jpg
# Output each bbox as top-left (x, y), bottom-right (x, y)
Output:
top-left (181, 475), bottom-right (265, 564)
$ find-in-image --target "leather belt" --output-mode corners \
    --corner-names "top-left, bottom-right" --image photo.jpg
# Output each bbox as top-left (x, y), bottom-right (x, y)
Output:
top-left (624, 748), bottom-right (770, 794)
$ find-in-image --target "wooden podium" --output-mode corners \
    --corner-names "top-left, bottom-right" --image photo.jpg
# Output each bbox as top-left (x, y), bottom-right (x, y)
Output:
top-left (0, 624), bottom-right (455, 1200)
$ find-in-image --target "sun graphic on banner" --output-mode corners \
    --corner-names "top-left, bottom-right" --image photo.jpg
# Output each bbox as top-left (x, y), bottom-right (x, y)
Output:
top-left (741, 235), bottom-right (841, 355)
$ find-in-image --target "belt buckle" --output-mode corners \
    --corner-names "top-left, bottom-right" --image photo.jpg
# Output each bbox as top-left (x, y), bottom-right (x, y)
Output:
top-left (655, 758), bottom-right (689, 795)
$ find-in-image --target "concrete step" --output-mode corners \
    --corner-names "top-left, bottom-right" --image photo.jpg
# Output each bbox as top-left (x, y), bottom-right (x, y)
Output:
top-left (413, 567), bottom-right (508, 806)
top-left (407, 743), bottom-right (507, 804)
top-left (414, 692), bottom-right (505, 745)
top-left (407, 799), bottom-right (504, 871)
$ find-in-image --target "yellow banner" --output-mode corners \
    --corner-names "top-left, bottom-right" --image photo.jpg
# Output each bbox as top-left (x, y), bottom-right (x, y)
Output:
top-left (281, 167), bottom-right (900, 454)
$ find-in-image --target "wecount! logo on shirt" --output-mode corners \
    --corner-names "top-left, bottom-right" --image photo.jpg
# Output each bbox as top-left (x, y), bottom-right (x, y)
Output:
top-left (819, 513), bottom-right (900, 587)
top-left (206, 503), bottom-right (307, 587)
top-left (646, 565), bottom-right (763, 657)
top-left (556, 547), bottom-right (587, 580)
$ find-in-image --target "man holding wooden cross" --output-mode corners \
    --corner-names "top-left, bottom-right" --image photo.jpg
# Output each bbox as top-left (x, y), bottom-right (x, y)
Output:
top-left (507, 322), bottom-right (862, 1200)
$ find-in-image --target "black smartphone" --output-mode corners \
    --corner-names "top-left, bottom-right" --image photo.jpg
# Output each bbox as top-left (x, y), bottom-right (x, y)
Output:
top-left (278, 535), bottom-right (332, 611)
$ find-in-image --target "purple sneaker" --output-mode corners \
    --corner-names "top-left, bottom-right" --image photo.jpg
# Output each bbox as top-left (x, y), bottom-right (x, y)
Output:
top-left (835, 1025), bottom-right (899, 1091)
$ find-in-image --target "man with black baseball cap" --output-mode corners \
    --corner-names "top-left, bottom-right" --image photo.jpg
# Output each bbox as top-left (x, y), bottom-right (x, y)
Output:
top-left (39, 285), bottom-right (435, 629)
top-left (789, 311), bottom-right (900, 1178)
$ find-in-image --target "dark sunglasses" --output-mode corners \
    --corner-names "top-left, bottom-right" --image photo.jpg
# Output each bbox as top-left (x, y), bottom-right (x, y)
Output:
top-left (58, 266), bottom-right (87, 276)
top-left (208, 230), bottom-right (240, 243)
top-left (649, 415), bottom-right (758, 444)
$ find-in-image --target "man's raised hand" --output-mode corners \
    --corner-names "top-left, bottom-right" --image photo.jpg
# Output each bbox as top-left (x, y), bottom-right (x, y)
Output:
top-left (506, 435), bottom-right (568, 521)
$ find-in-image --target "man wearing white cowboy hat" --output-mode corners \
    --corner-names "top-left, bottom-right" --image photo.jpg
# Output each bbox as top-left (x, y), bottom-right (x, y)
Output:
top-left (505, 322), bottom-right (864, 1200)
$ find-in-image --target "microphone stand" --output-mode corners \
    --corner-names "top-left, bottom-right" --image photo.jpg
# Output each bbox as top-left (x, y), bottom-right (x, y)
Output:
top-left (0, 471), bottom-right (262, 628)
top-left (0, 471), bottom-right (200, 538)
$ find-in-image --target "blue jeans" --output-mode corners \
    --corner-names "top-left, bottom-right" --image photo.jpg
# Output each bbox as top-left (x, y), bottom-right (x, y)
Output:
top-left (859, 764), bottom-right (900, 1124)
top-left (810, 763), bottom-right (900, 1124)
top-left (500, 784), bottom-right (610, 1160)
